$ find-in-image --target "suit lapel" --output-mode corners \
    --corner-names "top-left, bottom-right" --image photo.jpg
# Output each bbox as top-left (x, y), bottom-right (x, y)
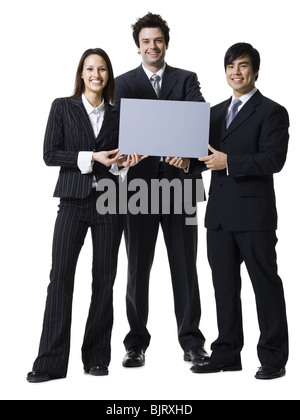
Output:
top-left (68, 97), bottom-right (95, 145)
top-left (160, 65), bottom-right (178, 99)
top-left (95, 104), bottom-right (118, 147)
top-left (133, 65), bottom-right (157, 99)
top-left (214, 99), bottom-right (231, 140)
top-left (222, 90), bottom-right (262, 141)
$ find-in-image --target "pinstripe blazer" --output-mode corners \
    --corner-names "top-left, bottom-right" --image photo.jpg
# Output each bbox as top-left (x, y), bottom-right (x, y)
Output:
top-left (43, 96), bottom-right (120, 198)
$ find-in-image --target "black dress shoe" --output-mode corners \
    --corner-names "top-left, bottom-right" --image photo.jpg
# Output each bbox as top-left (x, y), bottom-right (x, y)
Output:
top-left (27, 370), bottom-right (63, 383)
top-left (122, 348), bottom-right (145, 367)
top-left (191, 360), bottom-right (242, 373)
top-left (255, 366), bottom-right (286, 380)
top-left (84, 366), bottom-right (108, 376)
top-left (184, 345), bottom-right (210, 364)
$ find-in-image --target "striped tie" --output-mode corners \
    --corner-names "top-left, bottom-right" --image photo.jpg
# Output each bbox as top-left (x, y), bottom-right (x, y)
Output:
top-left (150, 74), bottom-right (161, 98)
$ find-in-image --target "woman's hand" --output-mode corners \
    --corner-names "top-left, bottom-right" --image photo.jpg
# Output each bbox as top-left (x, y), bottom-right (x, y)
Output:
top-left (92, 149), bottom-right (122, 167)
top-left (117, 153), bottom-right (148, 168)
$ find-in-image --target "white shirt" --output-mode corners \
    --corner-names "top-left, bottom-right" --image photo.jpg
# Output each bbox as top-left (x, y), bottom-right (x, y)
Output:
top-left (77, 94), bottom-right (127, 183)
top-left (227, 87), bottom-right (258, 116)
top-left (142, 63), bottom-right (166, 90)
top-left (77, 94), bottom-right (105, 180)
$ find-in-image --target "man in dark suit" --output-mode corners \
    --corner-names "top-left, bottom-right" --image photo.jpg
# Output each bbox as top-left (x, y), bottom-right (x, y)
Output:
top-left (190, 43), bottom-right (289, 379)
top-left (114, 12), bottom-right (208, 367)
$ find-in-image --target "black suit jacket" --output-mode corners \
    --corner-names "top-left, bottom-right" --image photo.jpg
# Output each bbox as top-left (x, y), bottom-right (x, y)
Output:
top-left (43, 96), bottom-right (119, 198)
top-left (114, 64), bottom-right (205, 203)
top-left (203, 90), bottom-right (289, 231)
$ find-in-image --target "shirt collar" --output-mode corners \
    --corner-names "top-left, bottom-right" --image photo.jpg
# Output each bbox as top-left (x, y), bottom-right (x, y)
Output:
top-left (82, 94), bottom-right (105, 115)
top-left (142, 63), bottom-right (166, 80)
top-left (231, 87), bottom-right (257, 106)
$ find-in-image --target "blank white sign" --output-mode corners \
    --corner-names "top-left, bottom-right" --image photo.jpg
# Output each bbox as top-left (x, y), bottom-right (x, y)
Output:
top-left (118, 98), bottom-right (210, 158)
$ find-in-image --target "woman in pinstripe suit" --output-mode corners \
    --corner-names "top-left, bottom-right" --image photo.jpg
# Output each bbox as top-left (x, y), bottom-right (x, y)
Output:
top-left (27, 48), bottom-right (142, 382)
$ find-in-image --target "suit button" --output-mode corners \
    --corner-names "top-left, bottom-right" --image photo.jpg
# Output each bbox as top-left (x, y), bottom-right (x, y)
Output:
top-left (218, 184), bottom-right (223, 188)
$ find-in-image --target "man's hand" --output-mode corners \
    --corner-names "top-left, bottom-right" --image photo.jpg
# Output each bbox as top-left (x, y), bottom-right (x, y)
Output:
top-left (198, 145), bottom-right (227, 170)
top-left (165, 156), bottom-right (190, 170)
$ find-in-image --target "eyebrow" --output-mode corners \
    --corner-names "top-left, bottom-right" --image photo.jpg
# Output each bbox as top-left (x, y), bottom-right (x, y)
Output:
top-left (228, 60), bottom-right (250, 66)
top-left (85, 64), bottom-right (107, 68)
top-left (141, 37), bottom-right (164, 42)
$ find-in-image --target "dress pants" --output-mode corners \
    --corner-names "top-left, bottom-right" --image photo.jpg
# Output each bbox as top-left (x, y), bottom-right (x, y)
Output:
top-left (207, 228), bottom-right (289, 368)
top-left (123, 166), bottom-right (205, 352)
top-left (32, 190), bottom-right (123, 377)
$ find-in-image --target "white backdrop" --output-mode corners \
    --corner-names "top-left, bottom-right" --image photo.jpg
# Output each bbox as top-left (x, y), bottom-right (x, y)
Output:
top-left (1, 0), bottom-right (299, 401)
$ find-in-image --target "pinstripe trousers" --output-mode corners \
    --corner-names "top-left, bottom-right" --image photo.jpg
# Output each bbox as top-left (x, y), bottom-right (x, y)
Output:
top-left (32, 189), bottom-right (123, 377)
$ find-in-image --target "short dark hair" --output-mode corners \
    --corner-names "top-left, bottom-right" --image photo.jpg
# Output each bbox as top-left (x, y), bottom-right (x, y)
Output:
top-left (131, 12), bottom-right (170, 47)
top-left (72, 48), bottom-right (115, 103)
top-left (224, 42), bottom-right (260, 80)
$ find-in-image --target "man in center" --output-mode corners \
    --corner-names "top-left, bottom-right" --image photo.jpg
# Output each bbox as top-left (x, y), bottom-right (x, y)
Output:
top-left (114, 12), bottom-right (208, 367)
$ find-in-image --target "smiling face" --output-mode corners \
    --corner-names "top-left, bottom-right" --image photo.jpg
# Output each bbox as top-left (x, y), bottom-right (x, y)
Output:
top-left (137, 27), bottom-right (168, 72)
top-left (81, 54), bottom-right (108, 98)
top-left (225, 55), bottom-right (258, 97)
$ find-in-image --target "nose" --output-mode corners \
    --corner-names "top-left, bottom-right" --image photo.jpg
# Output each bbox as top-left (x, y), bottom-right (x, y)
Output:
top-left (92, 69), bottom-right (100, 78)
top-left (149, 39), bottom-right (156, 49)
top-left (233, 65), bottom-right (241, 75)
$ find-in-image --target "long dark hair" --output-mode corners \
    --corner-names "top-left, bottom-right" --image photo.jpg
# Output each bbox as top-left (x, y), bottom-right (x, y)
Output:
top-left (72, 48), bottom-right (115, 103)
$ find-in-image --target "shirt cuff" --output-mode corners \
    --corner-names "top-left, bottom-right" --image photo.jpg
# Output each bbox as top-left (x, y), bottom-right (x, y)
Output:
top-left (78, 151), bottom-right (94, 174)
top-left (110, 163), bottom-right (129, 182)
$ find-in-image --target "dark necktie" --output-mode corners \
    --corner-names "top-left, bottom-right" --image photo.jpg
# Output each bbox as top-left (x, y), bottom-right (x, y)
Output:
top-left (150, 74), bottom-right (161, 98)
top-left (226, 98), bottom-right (242, 128)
